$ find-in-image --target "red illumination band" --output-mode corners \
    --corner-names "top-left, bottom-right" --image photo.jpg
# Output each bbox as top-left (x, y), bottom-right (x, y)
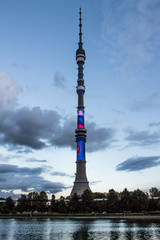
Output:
top-left (77, 145), bottom-right (80, 154)
top-left (78, 123), bottom-right (84, 128)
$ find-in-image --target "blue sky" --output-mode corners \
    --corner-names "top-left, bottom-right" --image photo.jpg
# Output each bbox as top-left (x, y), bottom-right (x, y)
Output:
top-left (0, 0), bottom-right (160, 199)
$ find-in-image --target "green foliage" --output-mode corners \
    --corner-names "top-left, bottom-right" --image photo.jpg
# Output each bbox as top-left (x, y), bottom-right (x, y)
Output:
top-left (130, 189), bottom-right (148, 212)
top-left (69, 193), bottom-right (80, 213)
top-left (81, 190), bottom-right (94, 213)
top-left (107, 189), bottom-right (119, 213)
top-left (0, 196), bottom-right (15, 213)
top-left (16, 194), bottom-right (28, 213)
top-left (93, 192), bottom-right (106, 199)
top-left (120, 188), bottom-right (131, 211)
top-left (37, 191), bottom-right (48, 212)
top-left (1, 187), bottom-right (160, 214)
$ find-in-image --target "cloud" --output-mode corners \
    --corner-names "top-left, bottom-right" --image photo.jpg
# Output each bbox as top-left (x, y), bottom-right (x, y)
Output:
top-left (0, 106), bottom-right (61, 150)
top-left (51, 171), bottom-right (74, 178)
top-left (53, 71), bottom-right (66, 89)
top-left (0, 178), bottom-right (6, 182)
top-left (0, 72), bottom-right (115, 153)
top-left (130, 92), bottom-right (160, 111)
top-left (0, 164), bottom-right (43, 175)
top-left (0, 105), bottom-right (115, 152)
top-left (124, 128), bottom-right (160, 146)
top-left (0, 72), bottom-right (18, 111)
top-left (86, 122), bottom-right (116, 152)
top-left (0, 190), bottom-right (21, 199)
top-left (90, 181), bottom-right (102, 185)
top-left (149, 122), bottom-right (160, 127)
top-left (26, 158), bottom-right (47, 163)
top-left (101, 0), bottom-right (160, 80)
top-left (0, 164), bottom-right (67, 198)
top-left (116, 156), bottom-right (160, 171)
top-left (11, 63), bottom-right (29, 70)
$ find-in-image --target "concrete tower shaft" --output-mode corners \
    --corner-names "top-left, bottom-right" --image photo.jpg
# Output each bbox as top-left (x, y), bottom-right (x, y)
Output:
top-left (71, 8), bottom-right (90, 196)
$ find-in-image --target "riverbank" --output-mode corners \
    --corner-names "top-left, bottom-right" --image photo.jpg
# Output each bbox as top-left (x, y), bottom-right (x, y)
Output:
top-left (0, 214), bottom-right (160, 220)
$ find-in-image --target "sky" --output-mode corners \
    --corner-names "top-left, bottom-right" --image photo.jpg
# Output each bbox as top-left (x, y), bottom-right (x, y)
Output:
top-left (0, 0), bottom-right (160, 199)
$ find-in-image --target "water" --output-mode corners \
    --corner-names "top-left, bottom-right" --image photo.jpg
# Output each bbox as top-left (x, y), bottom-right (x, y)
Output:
top-left (0, 218), bottom-right (160, 240)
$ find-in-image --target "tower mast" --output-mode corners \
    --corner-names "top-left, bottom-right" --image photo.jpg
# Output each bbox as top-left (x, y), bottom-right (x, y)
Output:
top-left (71, 8), bottom-right (90, 196)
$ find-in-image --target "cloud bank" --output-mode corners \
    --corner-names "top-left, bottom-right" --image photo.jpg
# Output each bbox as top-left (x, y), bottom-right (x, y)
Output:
top-left (0, 72), bottom-right (115, 153)
top-left (0, 107), bottom-right (115, 153)
top-left (124, 128), bottom-right (160, 146)
top-left (116, 156), bottom-right (160, 172)
top-left (0, 164), bottom-right (67, 198)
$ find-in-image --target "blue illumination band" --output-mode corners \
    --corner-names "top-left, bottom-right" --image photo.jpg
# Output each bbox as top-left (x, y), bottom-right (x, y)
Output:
top-left (77, 140), bottom-right (85, 161)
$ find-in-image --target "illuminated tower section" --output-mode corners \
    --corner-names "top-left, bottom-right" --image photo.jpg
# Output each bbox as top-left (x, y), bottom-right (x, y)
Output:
top-left (71, 8), bottom-right (90, 196)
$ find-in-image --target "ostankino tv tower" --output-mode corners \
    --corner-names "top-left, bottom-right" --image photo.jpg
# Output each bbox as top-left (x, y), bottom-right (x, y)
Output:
top-left (71, 8), bottom-right (90, 196)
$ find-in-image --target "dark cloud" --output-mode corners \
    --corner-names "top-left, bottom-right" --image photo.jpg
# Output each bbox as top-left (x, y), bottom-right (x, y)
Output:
top-left (26, 158), bottom-right (47, 163)
top-left (0, 164), bottom-right (67, 198)
top-left (0, 107), bottom-right (61, 150)
top-left (51, 171), bottom-right (74, 178)
top-left (90, 181), bottom-right (102, 185)
top-left (149, 122), bottom-right (160, 127)
top-left (53, 71), bottom-right (66, 89)
top-left (86, 122), bottom-right (116, 152)
top-left (116, 156), bottom-right (160, 172)
top-left (0, 106), bottom-right (115, 153)
top-left (124, 128), bottom-right (160, 146)
top-left (0, 178), bottom-right (6, 182)
top-left (0, 164), bottom-right (43, 175)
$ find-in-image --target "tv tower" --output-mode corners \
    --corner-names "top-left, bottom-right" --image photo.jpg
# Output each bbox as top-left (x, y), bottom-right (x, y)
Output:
top-left (71, 8), bottom-right (90, 196)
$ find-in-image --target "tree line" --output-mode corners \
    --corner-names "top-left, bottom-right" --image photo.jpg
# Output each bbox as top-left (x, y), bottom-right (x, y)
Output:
top-left (0, 187), bottom-right (160, 214)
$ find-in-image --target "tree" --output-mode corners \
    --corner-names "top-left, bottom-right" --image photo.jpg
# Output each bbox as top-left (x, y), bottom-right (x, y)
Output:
top-left (27, 192), bottom-right (39, 213)
top-left (0, 198), bottom-right (6, 213)
top-left (37, 191), bottom-right (48, 212)
top-left (81, 190), bottom-right (93, 213)
top-left (120, 188), bottom-right (131, 212)
top-left (93, 192), bottom-right (106, 199)
top-left (58, 196), bottom-right (66, 213)
top-left (107, 189), bottom-right (119, 213)
top-left (17, 194), bottom-right (29, 213)
top-left (130, 189), bottom-right (148, 212)
top-left (5, 196), bottom-right (15, 213)
top-left (69, 193), bottom-right (80, 213)
top-left (50, 194), bottom-right (58, 212)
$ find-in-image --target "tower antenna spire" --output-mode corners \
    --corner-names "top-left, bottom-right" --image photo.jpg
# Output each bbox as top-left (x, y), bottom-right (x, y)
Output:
top-left (79, 7), bottom-right (83, 49)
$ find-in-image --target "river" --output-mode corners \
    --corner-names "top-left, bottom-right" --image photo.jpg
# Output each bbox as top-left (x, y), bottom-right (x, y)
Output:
top-left (0, 218), bottom-right (160, 240)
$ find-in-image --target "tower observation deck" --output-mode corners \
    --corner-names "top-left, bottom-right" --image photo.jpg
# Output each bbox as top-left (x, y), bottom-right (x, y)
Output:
top-left (71, 8), bottom-right (90, 196)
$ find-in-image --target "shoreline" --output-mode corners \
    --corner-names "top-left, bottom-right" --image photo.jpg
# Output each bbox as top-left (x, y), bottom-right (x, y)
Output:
top-left (0, 215), bottom-right (160, 220)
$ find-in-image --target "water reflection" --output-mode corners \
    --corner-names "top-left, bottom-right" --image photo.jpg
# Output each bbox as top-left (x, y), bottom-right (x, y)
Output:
top-left (0, 218), bottom-right (160, 240)
top-left (109, 230), bottom-right (120, 240)
top-left (72, 223), bottom-right (92, 240)
top-left (124, 231), bottom-right (135, 240)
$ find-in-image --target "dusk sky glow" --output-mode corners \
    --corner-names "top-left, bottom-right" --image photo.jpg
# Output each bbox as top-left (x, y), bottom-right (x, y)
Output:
top-left (0, 0), bottom-right (160, 199)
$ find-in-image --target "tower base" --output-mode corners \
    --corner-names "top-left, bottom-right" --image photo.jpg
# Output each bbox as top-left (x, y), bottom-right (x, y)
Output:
top-left (71, 161), bottom-right (90, 196)
top-left (71, 181), bottom-right (90, 196)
